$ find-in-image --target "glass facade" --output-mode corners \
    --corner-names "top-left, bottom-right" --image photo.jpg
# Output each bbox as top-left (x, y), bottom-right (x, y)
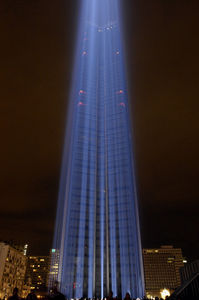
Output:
top-left (50, 1), bottom-right (145, 299)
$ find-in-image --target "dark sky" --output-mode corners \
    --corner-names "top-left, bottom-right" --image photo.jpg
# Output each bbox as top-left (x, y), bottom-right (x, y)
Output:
top-left (0, 0), bottom-right (199, 260)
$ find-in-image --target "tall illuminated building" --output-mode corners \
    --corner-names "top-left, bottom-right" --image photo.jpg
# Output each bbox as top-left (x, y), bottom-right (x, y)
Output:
top-left (50, 1), bottom-right (144, 298)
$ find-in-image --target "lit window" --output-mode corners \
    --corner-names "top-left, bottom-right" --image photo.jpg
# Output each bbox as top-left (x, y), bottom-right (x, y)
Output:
top-left (82, 51), bottom-right (87, 56)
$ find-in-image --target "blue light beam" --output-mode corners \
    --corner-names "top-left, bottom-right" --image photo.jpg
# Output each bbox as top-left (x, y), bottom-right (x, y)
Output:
top-left (49, 1), bottom-right (145, 299)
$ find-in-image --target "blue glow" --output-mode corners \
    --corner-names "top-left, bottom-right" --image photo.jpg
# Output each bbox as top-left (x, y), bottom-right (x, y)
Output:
top-left (49, 0), bottom-right (145, 298)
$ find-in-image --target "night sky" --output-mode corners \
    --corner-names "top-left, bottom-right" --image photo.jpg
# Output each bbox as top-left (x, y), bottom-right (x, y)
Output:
top-left (0, 0), bottom-right (199, 260)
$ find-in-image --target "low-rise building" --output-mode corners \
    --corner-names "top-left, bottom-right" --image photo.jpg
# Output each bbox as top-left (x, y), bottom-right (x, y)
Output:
top-left (0, 242), bottom-right (27, 298)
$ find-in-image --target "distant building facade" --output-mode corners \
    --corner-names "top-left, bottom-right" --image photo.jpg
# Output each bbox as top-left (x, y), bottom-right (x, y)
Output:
top-left (48, 249), bottom-right (59, 289)
top-left (0, 242), bottom-right (27, 298)
top-left (25, 256), bottom-right (50, 294)
top-left (143, 245), bottom-right (184, 298)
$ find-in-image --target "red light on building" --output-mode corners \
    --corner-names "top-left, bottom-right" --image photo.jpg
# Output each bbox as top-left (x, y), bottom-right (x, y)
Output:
top-left (79, 90), bottom-right (87, 95)
top-left (116, 90), bottom-right (124, 95)
top-left (78, 102), bottom-right (86, 106)
top-left (118, 102), bottom-right (126, 107)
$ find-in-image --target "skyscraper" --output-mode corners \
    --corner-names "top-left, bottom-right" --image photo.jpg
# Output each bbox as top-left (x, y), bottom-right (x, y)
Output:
top-left (50, 1), bottom-right (144, 298)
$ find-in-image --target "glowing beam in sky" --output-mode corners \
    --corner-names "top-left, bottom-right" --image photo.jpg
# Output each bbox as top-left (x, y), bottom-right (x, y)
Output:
top-left (49, 1), bottom-right (145, 298)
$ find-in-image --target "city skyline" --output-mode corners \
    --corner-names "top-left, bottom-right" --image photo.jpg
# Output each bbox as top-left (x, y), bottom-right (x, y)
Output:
top-left (0, 0), bottom-right (198, 263)
top-left (0, 241), bottom-right (191, 300)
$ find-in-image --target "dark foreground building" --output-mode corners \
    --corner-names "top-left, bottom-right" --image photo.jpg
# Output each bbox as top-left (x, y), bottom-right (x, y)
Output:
top-left (171, 260), bottom-right (199, 300)
top-left (50, 1), bottom-right (144, 298)
top-left (180, 260), bottom-right (199, 283)
top-left (168, 273), bottom-right (199, 300)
